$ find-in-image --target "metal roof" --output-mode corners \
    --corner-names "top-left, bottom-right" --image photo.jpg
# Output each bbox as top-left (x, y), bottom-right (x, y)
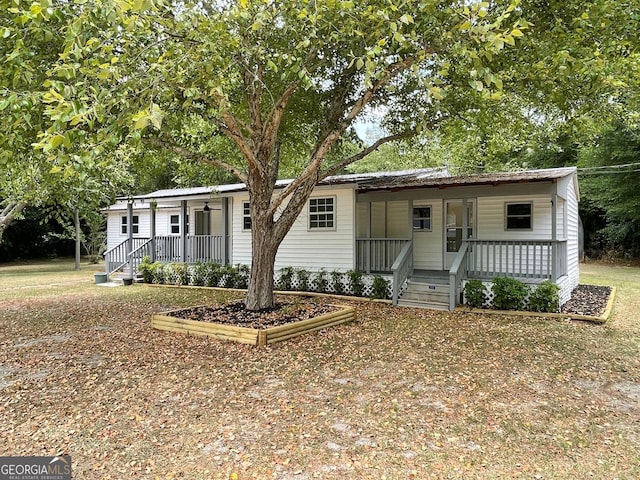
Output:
top-left (116, 166), bottom-right (576, 202)
top-left (353, 166), bottom-right (577, 192)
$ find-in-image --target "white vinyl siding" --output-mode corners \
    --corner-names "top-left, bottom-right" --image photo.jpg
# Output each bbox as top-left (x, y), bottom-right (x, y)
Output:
top-left (413, 199), bottom-right (443, 270)
top-left (476, 195), bottom-right (552, 240)
top-left (563, 178), bottom-right (580, 302)
top-left (370, 202), bottom-right (386, 238)
top-left (230, 188), bottom-right (355, 271)
top-left (106, 212), bottom-right (124, 250)
top-left (365, 201), bottom-right (408, 239)
top-left (356, 203), bottom-right (369, 237)
top-left (386, 201), bottom-right (409, 238)
top-left (106, 209), bottom-right (150, 249)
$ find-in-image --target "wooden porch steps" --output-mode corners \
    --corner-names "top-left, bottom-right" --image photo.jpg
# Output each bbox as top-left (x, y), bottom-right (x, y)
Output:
top-left (397, 272), bottom-right (451, 311)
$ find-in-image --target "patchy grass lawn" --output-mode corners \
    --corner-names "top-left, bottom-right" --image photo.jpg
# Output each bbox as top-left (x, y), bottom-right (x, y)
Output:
top-left (1, 260), bottom-right (639, 479)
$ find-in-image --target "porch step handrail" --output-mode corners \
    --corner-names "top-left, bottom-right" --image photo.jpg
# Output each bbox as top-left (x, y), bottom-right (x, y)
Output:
top-left (391, 240), bottom-right (413, 305)
top-left (104, 237), bottom-right (151, 278)
top-left (126, 238), bottom-right (154, 277)
top-left (448, 242), bottom-right (469, 311)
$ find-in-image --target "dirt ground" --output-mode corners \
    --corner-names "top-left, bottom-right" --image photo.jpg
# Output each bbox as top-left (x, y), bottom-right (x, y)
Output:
top-left (0, 261), bottom-right (639, 479)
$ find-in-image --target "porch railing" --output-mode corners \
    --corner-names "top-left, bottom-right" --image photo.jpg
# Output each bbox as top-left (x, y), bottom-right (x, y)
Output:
top-left (104, 237), bottom-right (151, 277)
top-left (154, 235), bottom-right (226, 264)
top-left (154, 235), bottom-right (181, 263)
top-left (186, 235), bottom-right (225, 264)
top-left (391, 241), bottom-right (413, 305)
top-left (356, 238), bottom-right (411, 273)
top-left (105, 235), bottom-right (227, 278)
top-left (465, 239), bottom-right (568, 280)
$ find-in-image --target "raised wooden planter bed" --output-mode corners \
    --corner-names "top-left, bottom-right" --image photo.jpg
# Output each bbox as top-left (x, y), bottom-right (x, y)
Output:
top-left (151, 305), bottom-right (356, 346)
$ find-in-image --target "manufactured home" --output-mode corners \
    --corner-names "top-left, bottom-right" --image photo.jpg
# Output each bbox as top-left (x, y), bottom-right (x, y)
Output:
top-left (104, 167), bottom-right (580, 310)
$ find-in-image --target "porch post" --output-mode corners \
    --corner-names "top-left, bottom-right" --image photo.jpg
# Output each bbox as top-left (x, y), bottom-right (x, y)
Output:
top-left (408, 200), bottom-right (413, 238)
top-left (462, 199), bottom-right (468, 241)
top-left (180, 200), bottom-right (188, 263)
top-left (551, 195), bottom-right (557, 280)
top-left (222, 197), bottom-right (229, 265)
top-left (150, 202), bottom-right (156, 262)
top-left (127, 200), bottom-right (133, 278)
top-left (366, 202), bottom-right (371, 273)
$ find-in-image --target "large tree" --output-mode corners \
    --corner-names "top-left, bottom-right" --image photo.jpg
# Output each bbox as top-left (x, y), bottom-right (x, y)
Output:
top-left (33, 0), bottom-right (532, 309)
top-left (19, 0), bottom-right (638, 309)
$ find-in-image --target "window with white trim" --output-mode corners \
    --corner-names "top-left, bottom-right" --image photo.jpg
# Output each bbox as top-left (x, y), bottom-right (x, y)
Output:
top-left (309, 197), bottom-right (335, 230)
top-left (242, 201), bottom-right (251, 230)
top-left (121, 215), bottom-right (139, 235)
top-left (170, 215), bottom-right (179, 234)
top-left (412, 205), bottom-right (432, 231)
top-left (505, 202), bottom-right (532, 230)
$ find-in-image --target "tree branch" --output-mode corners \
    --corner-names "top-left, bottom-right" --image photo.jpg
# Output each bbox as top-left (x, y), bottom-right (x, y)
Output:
top-left (210, 91), bottom-right (263, 178)
top-left (269, 57), bottom-right (418, 215)
top-left (143, 137), bottom-right (248, 183)
top-left (320, 131), bottom-right (415, 179)
top-left (0, 202), bottom-right (27, 239)
top-left (261, 80), bottom-right (300, 166)
top-left (242, 59), bottom-right (263, 136)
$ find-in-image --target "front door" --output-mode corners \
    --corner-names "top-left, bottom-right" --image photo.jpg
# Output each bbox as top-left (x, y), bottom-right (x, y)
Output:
top-left (444, 199), bottom-right (474, 269)
top-left (195, 210), bottom-right (210, 235)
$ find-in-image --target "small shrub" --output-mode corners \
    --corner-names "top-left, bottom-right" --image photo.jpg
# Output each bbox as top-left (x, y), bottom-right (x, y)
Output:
top-left (464, 279), bottom-right (487, 308)
top-left (331, 270), bottom-right (345, 295)
top-left (313, 269), bottom-right (329, 293)
top-left (277, 266), bottom-right (295, 291)
top-left (296, 268), bottom-right (310, 292)
top-left (346, 270), bottom-right (364, 297)
top-left (191, 262), bottom-right (207, 286)
top-left (529, 281), bottom-right (560, 312)
top-left (151, 262), bottom-right (166, 284)
top-left (203, 263), bottom-right (223, 287)
top-left (233, 264), bottom-right (250, 289)
top-left (371, 275), bottom-right (390, 300)
top-left (137, 257), bottom-right (165, 284)
top-left (491, 277), bottom-right (529, 310)
top-left (168, 263), bottom-right (190, 285)
top-left (137, 256), bottom-right (154, 284)
top-left (221, 265), bottom-right (238, 288)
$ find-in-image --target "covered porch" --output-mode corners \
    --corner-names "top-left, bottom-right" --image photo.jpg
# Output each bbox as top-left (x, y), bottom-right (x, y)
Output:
top-left (104, 197), bottom-right (230, 280)
top-left (355, 191), bottom-right (570, 310)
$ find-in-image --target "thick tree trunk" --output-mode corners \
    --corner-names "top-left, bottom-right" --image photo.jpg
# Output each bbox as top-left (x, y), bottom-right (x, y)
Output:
top-left (246, 222), bottom-right (279, 311)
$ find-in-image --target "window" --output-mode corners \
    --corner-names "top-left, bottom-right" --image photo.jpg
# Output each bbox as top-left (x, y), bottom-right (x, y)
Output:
top-left (170, 215), bottom-right (180, 234)
top-left (170, 214), bottom-right (189, 234)
top-left (121, 215), bottom-right (139, 234)
top-left (412, 206), bottom-right (432, 231)
top-left (309, 197), bottom-right (335, 229)
top-left (242, 201), bottom-right (251, 230)
top-left (506, 202), bottom-right (532, 230)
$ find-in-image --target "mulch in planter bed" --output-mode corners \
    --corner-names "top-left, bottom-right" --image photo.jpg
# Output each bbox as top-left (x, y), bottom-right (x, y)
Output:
top-left (168, 299), bottom-right (341, 329)
top-left (561, 284), bottom-right (612, 317)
